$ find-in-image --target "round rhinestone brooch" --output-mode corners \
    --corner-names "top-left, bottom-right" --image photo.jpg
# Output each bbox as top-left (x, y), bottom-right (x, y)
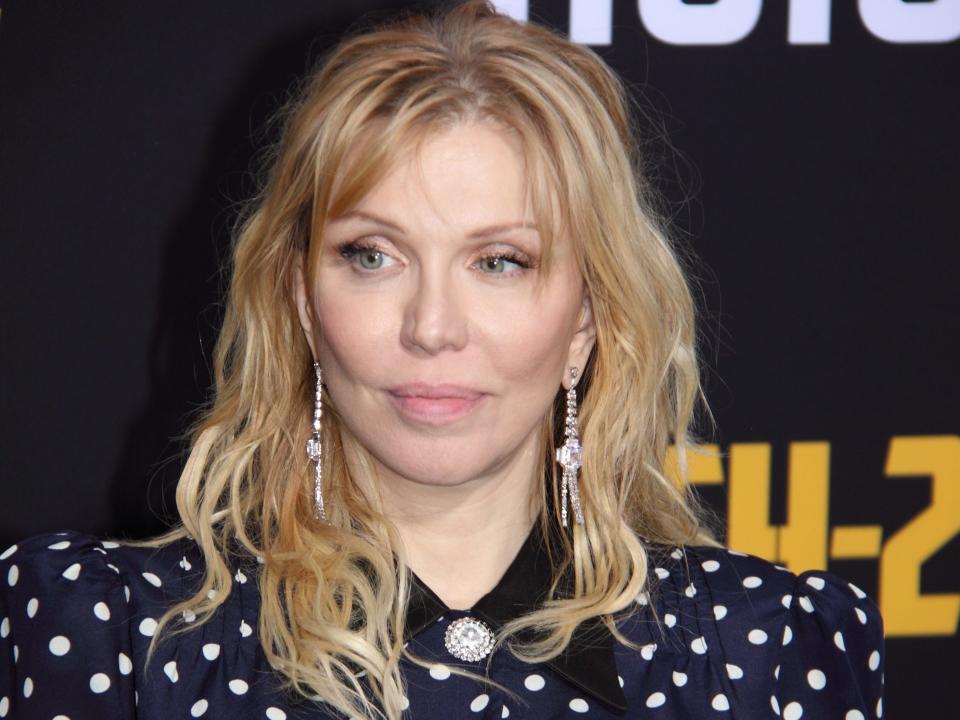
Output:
top-left (444, 616), bottom-right (495, 662)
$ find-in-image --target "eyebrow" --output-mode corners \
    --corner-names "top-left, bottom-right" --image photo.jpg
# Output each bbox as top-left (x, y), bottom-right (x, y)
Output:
top-left (331, 210), bottom-right (539, 239)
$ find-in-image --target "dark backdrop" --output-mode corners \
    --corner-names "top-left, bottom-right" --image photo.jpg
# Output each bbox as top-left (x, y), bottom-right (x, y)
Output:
top-left (1, 1), bottom-right (957, 715)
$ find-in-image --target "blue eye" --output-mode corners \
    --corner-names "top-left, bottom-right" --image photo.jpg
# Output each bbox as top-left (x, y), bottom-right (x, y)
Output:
top-left (477, 253), bottom-right (531, 274)
top-left (339, 242), bottom-right (396, 271)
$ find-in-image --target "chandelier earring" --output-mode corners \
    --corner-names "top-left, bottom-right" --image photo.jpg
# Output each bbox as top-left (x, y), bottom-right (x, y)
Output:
top-left (306, 361), bottom-right (327, 521)
top-left (556, 366), bottom-right (585, 527)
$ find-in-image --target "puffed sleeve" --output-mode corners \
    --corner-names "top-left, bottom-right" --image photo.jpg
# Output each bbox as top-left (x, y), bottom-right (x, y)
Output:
top-left (0, 531), bottom-right (137, 719)
top-left (772, 569), bottom-right (885, 719)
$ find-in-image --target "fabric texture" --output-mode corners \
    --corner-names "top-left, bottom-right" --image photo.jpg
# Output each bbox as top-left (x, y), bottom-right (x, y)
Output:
top-left (0, 529), bottom-right (885, 719)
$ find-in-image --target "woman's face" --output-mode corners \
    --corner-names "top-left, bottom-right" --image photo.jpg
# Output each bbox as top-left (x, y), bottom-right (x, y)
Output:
top-left (295, 121), bottom-right (595, 492)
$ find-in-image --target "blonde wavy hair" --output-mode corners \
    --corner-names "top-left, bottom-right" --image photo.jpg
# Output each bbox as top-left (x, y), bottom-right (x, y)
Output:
top-left (134, 1), bottom-right (721, 718)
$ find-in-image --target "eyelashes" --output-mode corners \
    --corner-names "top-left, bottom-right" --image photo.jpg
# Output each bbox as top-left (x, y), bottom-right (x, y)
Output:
top-left (335, 239), bottom-right (538, 276)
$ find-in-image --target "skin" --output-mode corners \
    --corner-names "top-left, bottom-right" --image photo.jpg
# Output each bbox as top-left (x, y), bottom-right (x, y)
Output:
top-left (294, 121), bottom-right (595, 609)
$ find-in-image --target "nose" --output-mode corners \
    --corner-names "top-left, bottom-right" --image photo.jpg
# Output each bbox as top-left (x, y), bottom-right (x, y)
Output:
top-left (400, 265), bottom-right (468, 355)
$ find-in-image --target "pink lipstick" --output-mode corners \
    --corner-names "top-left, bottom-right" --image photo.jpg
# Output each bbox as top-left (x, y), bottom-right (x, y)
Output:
top-left (387, 383), bottom-right (485, 423)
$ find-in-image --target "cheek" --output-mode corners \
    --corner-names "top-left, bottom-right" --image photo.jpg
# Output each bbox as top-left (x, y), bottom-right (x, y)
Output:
top-left (477, 287), bottom-right (579, 389)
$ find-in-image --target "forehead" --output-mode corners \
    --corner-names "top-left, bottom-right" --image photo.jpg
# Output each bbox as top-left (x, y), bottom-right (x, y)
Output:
top-left (349, 122), bottom-right (532, 227)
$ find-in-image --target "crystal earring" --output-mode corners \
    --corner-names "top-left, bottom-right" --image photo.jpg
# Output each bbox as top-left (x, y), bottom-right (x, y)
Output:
top-left (306, 362), bottom-right (327, 521)
top-left (556, 367), bottom-right (585, 527)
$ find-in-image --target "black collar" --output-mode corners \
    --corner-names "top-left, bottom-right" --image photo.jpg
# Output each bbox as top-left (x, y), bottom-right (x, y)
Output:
top-left (405, 524), bottom-right (628, 713)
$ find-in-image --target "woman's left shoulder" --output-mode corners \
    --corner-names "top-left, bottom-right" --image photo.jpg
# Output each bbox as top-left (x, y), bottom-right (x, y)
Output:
top-left (644, 541), bottom-right (886, 718)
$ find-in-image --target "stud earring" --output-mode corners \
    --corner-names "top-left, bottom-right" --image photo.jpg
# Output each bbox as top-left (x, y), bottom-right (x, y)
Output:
top-left (556, 367), bottom-right (585, 527)
top-left (306, 362), bottom-right (326, 521)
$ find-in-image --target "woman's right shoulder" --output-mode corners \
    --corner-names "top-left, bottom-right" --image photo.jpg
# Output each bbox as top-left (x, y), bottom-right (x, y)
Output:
top-left (0, 529), bottom-right (208, 624)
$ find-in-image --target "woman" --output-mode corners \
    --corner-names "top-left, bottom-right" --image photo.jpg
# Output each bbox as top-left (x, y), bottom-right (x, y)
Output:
top-left (0, 2), bottom-right (884, 718)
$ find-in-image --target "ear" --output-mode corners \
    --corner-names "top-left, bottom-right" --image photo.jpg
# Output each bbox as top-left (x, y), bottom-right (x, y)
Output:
top-left (563, 293), bottom-right (596, 390)
top-left (292, 253), bottom-right (319, 361)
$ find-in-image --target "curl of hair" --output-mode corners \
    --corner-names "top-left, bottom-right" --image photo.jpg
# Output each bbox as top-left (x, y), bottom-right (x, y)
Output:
top-left (130, 2), bottom-right (722, 718)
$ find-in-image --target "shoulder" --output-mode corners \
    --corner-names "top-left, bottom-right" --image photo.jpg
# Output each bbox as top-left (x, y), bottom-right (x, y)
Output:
top-left (1, 530), bottom-right (205, 611)
top-left (668, 543), bottom-right (881, 631)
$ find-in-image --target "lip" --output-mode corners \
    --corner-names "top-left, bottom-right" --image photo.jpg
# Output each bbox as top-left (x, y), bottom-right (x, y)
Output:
top-left (387, 383), bottom-right (486, 424)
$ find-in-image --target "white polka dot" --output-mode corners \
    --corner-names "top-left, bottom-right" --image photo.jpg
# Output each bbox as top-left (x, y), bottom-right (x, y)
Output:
top-left (702, 560), bottom-right (720, 572)
top-left (868, 650), bottom-right (880, 671)
top-left (400, 696), bottom-right (410, 711)
top-left (671, 547), bottom-right (683, 559)
top-left (569, 698), bottom-right (589, 713)
top-left (139, 618), bottom-right (157, 637)
top-left (118, 653), bottom-right (132, 675)
top-left (743, 575), bottom-right (762, 588)
top-left (62, 563), bottom-right (81, 581)
top-left (834, 631), bottom-right (846, 651)
top-left (202, 643), bottom-right (221, 660)
top-left (665, 613), bottom-right (676, 627)
top-left (783, 701), bottom-right (803, 719)
top-left (0, 618), bottom-right (8, 639)
top-left (107, 564), bottom-right (120, 575)
top-left (0, 697), bottom-right (7, 718)
top-left (48, 541), bottom-right (71, 551)
top-left (0, 544), bottom-right (17, 560)
top-left (142, 572), bottom-right (162, 588)
top-left (783, 625), bottom-right (793, 645)
top-left (182, 608), bottom-right (197, 623)
top-left (524, 673), bottom-right (545, 691)
top-left (49, 635), bottom-right (71, 656)
top-left (748, 628), bottom-right (768, 644)
top-left (124, 586), bottom-right (131, 603)
top-left (684, 583), bottom-right (697, 598)
top-left (691, 636), bottom-right (707, 654)
top-left (636, 591), bottom-right (649, 606)
top-left (655, 567), bottom-right (670, 579)
top-left (265, 708), bottom-right (287, 720)
top-left (798, 596), bottom-right (814, 613)
top-left (12, 646), bottom-right (17, 663)
top-left (164, 661), bottom-right (178, 682)
top-left (7, 566), bottom-right (19, 587)
top-left (235, 570), bottom-right (248, 584)
top-left (876, 698), bottom-right (883, 717)
top-left (646, 691), bottom-right (666, 708)
top-left (855, 607), bottom-right (867, 624)
top-left (713, 604), bottom-right (727, 620)
top-left (770, 695), bottom-right (780, 715)
top-left (781, 594), bottom-right (793, 608)
top-left (190, 699), bottom-right (208, 717)
top-left (26, 598), bottom-right (39, 618)
top-left (228, 679), bottom-right (248, 695)
top-left (89, 673), bottom-right (111, 694)
top-left (807, 669), bottom-right (826, 690)
top-left (207, 589), bottom-right (217, 601)
top-left (94, 602), bottom-right (110, 621)
top-left (101, 541), bottom-right (120, 549)
top-left (22, 678), bottom-right (32, 698)
top-left (500, 705), bottom-right (509, 718)
top-left (845, 711), bottom-right (864, 720)
top-left (774, 664), bottom-right (780, 679)
top-left (672, 670), bottom-right (688, 687)
top-left (618, 675), bottom-right (624, 687)
top-left (848, 582), bottom-right (866, 599)
top-left (726, 663), bottom-right (743, 679)
top-left (239, 620), bottom-right (253, 637)
top-left (711, 693), bottom-right (730, 711)
top-left (805, 576), bottom-right (825, 590)
top-left (642, 642), bottom-right (658, 659)
top-left (430, 664), bottom-right (451, 681)
top-left (470, 694), bottom-right (489, 712)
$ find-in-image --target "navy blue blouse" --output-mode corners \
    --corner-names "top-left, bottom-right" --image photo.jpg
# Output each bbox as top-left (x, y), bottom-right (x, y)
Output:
top-left (0, 529), bottom-right (885, 719)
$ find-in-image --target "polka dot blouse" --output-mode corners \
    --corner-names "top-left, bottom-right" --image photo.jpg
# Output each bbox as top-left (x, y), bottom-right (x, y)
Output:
top-left (0, 529), bottom-right (885, 718)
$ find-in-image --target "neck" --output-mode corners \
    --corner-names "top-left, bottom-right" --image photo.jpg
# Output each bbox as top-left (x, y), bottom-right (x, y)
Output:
top-left (363, 433), bottom-right (541, 610)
